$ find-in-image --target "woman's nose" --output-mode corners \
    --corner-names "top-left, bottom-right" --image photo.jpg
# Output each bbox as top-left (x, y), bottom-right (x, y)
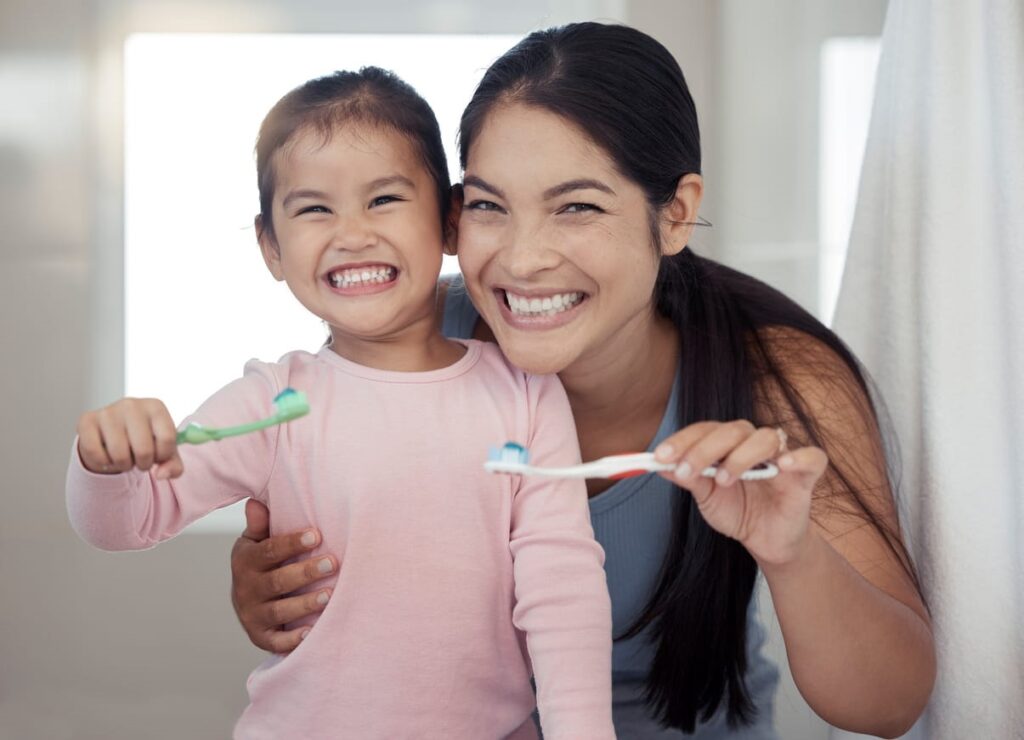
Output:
top-left (500, 223), bottom-right (561, 279)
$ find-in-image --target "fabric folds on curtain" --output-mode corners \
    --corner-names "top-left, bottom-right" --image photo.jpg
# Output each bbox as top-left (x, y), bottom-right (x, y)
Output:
top-left (832, 0), bottom-right (1024, 738)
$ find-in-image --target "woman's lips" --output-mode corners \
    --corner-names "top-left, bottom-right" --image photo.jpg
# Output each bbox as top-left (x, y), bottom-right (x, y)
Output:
top-left (494, 288), bottom-right (588, 330)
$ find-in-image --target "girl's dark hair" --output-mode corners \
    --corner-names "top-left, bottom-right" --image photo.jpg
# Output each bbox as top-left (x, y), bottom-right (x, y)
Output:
top-left (460, 22), bottom-right (920, 732)
top-left (256, 66), bottom-right (450, 241)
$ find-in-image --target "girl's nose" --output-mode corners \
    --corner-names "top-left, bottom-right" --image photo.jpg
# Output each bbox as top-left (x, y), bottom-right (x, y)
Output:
top-left (331, 213), bottom-right (377, 252)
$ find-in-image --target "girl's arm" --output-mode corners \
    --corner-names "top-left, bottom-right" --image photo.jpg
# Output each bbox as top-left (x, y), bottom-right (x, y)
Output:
top-left (509, 373), bottom-right (614, 740)
top-left (66, 362), bottom-right (283, 551)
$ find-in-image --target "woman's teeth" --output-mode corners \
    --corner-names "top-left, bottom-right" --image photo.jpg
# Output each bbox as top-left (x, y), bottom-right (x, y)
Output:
top-left (329, 266), bottom-right (396, 288)
top-left (505, 290), bottom-right (584, 317)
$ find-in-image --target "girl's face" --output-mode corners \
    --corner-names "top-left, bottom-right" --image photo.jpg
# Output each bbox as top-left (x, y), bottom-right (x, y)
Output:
top-left (259, 124), bottom-right (447, 352)
top-left (457, 103), bottom-right (666, 376)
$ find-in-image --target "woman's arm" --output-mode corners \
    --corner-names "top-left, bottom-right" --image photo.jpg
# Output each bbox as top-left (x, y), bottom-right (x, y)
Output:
top-left (754, 331), bottom-right (935, 737)
top-left (230, 499), bottom-right (336, 653)
top-left (653, 329), bottom-right (935, 737)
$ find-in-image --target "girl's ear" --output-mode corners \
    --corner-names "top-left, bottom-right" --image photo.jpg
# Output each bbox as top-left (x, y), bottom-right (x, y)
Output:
top-left (659, 173), bottom-right (704, 257)
top-left (443, 184), bottom-right (463, 256)
top-left (256, 215), bottom-right (285, 281)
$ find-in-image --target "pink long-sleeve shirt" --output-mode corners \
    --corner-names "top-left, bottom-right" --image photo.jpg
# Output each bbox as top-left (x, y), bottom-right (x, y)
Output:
top-left (66, 340), bottom-right (614, 739)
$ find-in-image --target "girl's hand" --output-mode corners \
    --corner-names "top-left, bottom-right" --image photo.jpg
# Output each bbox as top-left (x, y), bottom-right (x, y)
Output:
top-left (231, 499), bottom-right (335, 654)
top-left (653, 421), bottom-right (829, 567)
top-left (76, 397), bottom-right (183, 479)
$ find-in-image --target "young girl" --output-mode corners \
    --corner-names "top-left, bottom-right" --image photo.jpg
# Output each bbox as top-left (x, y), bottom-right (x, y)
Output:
top-left (66, 67), bottom-right (614, 740)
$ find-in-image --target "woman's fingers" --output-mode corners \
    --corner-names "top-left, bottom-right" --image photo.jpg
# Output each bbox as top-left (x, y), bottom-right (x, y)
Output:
top-left (712, 426), bottom-right (783, 486)
top-left (669, 420), bottom-right (756, 486)
top-left (776, 445), bottom-right (829, 483)
top-left (256, 625), bottom-right (313, 655)
top-left (260, 555), bottom-right (337, 600)
top-left (263, 588), bottom-right (332, 630)
top-left (230, 514), bottom-right (336, 655)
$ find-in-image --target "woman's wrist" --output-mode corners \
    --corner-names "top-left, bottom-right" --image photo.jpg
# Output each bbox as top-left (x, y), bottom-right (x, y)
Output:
top-left (752, 525), bottom-right (820, 575)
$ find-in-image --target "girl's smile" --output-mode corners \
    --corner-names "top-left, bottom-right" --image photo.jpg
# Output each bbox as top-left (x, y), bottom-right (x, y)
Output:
top-left (260, 123), bottom-right (459, 370)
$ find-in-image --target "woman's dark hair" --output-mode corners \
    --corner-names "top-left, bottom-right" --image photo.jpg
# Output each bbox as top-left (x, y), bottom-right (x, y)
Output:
top-left (256, 66), bottom-right (450, 241)
top-left (460, 22), bottom-right (920, 732)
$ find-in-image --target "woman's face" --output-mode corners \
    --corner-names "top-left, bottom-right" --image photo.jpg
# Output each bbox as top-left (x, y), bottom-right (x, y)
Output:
top-left (457, 103), bottom-right (665, 376)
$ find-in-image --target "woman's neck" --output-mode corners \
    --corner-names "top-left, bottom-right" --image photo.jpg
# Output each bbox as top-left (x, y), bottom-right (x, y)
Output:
top-left (559, 309), bottom-right (679, 465)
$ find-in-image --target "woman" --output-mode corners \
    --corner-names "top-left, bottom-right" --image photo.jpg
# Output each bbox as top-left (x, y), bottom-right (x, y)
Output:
top-left (229, 22), bottom-right (935, 738)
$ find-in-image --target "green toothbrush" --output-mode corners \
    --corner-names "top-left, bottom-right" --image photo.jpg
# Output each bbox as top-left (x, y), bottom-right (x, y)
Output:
top-left (176, 388), bottom-right (310, 445)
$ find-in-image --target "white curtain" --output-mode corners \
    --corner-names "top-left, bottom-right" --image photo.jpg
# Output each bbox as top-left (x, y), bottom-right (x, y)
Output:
top-left (832, 0), bottom-right (1024, 738)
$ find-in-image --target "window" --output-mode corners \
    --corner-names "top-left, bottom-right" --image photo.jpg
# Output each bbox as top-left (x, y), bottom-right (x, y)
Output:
top-left (819, 36), bottom-right (881, 324)
top-left (124, 33), bottom-right (518, 531)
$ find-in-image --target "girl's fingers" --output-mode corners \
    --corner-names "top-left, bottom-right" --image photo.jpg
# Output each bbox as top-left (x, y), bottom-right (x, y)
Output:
top-left (96, 410), bottom-right (133, 471)
top-left (124, 409), bottom-right (158, 471)
top-left (713, 426), bottom-right (784, 486)
top-left (149, 405), bottom-right (179, 465)
top-left (153, 452), bottom-right (184, 480)
top-left (76, 415), bottom-right (113, 472)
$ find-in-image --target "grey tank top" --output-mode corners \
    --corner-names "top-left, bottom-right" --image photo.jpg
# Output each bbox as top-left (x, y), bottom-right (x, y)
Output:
top-left (442, 277), bottom-right (780, 739)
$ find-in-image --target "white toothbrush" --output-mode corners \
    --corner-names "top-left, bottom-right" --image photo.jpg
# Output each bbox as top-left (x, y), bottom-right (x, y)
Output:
top-left (484, 442), bottom-right (778, 481)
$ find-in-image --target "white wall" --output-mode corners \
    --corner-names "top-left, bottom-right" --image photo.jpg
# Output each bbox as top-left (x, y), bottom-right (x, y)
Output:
top-left (0, 2), bottom-right (886, 738)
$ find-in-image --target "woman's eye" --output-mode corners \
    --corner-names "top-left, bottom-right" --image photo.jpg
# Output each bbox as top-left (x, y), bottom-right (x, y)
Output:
top-left (466, 199), bottom-right (505, 213)
top-left (560, 202), bottom-right (603, 215)
top-left (370, 195), bottom-right (403, 208)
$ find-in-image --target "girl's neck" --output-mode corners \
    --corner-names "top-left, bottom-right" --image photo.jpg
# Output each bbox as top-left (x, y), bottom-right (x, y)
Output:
top-left (327, 311), bottom-right (465, 372)
top-left (560, 309), bottom-right (679, 464)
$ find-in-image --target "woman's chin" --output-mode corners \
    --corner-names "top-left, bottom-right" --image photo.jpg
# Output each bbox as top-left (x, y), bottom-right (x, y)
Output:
top-left (494, 337), bottom-right (575, 376)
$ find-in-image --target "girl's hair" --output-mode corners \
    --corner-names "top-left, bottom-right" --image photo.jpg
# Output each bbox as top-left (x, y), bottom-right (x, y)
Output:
top-left (256, 66), bottom-right (451, 241)
top-left (459, 22), bottom-right (920, 732)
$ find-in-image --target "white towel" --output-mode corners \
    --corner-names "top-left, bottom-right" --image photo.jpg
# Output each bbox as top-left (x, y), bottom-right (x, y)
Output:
top-left (832, 0), bottom-right (1024, 738)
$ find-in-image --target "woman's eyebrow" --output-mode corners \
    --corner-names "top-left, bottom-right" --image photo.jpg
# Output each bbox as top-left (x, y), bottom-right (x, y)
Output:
top-left (463, 175), bottom-right (506, 199)
top-left (543, 179), bottom-right (616, 199)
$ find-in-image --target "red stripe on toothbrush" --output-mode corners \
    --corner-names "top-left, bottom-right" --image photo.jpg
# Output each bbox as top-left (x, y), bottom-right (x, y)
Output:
top-left (608, 469), bottom-right (648, 480)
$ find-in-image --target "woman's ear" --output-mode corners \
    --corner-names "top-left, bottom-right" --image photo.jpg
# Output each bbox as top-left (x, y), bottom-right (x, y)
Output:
top-left (659, 173), bottom-right (704, 257)
top-left (255, 215), bottom-right (285, 281)
top-left (443, 184), bottom-right (464, 256)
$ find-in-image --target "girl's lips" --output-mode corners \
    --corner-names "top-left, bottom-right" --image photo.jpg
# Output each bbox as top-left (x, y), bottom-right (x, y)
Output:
top-left (493, 288), bottom-right (588, 330)
top-left (322, 262), bottom-right (399, 296)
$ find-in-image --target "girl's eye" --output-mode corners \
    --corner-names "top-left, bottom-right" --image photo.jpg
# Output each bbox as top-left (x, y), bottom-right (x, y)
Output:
top-left (296, 205), bottom-right (330, 216)
top-left (466, 199), bottom-right (505, 214)
top-left (560, 202), bottom-right (603, 215)
top-left (370, 195), bottom-right (403, 208)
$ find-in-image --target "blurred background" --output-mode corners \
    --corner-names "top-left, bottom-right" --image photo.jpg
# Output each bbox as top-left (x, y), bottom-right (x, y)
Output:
top-left (0, 0), bottom-right (888, 737)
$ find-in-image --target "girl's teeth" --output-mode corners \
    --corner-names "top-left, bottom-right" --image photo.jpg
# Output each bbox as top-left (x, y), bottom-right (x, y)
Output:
top-left (506, 291), bottom-right (583, 317)
top-left (329, 266), bottom-right (395, 287)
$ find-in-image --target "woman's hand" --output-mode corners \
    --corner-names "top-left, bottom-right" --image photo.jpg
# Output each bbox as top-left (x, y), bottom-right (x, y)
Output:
top-left (653, 420), bottom-right (828, 567)
top-left (77, 397), bottom-right (183, 479)
top-left (231, 499), bottom-right (336, 653)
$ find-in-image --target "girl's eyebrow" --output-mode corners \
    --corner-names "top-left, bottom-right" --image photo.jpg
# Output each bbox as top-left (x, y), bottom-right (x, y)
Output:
top-left (282, 189), bottom-right (329, 209)
top-left (366, 174), bottom-right (416, 191)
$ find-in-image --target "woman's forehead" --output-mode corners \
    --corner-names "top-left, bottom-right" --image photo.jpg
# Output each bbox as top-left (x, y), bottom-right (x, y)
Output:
top-left (466, 103), bottom-right (620, 184)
